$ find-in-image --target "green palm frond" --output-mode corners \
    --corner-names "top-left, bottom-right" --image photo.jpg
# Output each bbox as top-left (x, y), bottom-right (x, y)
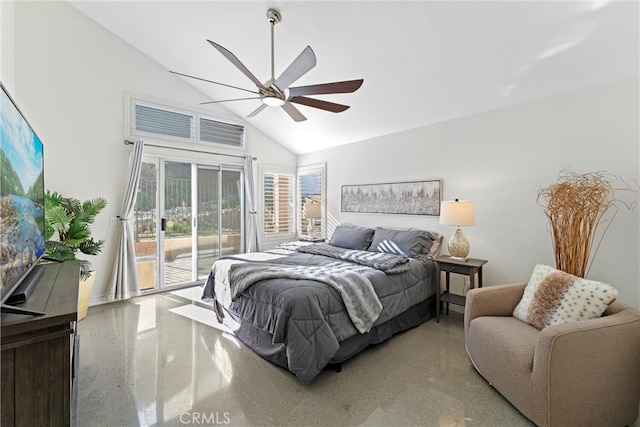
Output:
top-left (62, 196), bottom-right (81, 215)
top-left (81, 198), bottom-right (108, 224)
top-left (45, 241), bottom-right (77, 261)
top-left (45, 205), bottom-right (73, 237)
top-left (45, 222), bottom-right (55, 242)
top-left (79, 239), bottom-right (105, 256)
top-left (65, 221), bottom-right (91, 245)
top-left (45, 190), bottom-right (64, 209)
top-left (78, 260), bottom-right (93, 280)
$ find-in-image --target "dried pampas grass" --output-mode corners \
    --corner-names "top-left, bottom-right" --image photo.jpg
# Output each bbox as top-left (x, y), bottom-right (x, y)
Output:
top-left (538, 170), bottom-right (614, 278)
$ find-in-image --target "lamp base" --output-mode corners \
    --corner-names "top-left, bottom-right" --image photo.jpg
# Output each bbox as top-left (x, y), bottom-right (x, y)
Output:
top-left (448, 227), bottom-right (470, 260)
top-left (307, 218), bottom-right (316, 237)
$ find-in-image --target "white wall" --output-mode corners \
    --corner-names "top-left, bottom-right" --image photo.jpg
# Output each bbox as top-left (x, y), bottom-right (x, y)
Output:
top-left (9, 1), bottom-right (295, 303)
top-left (0, 0), bottom-right (15, 91)
top-left (299, 78), bottom-right (640, 309)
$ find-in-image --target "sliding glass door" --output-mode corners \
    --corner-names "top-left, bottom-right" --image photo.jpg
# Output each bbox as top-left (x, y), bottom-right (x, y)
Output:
top-left (196, 166), bottom-right (218, 280)
top-left (133, 156), bottom-right (243, 292)
top-left (196, 168), bottom-right (243, 278)
top-left (163, 161), bottom-right (193, 286)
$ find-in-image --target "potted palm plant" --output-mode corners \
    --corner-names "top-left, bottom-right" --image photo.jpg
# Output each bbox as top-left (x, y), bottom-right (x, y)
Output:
top-left (44, 190), bottom-right (107, 320)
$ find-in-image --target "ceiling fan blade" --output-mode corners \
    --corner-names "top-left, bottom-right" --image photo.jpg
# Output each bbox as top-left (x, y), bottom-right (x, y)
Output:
top-left (273, 46), bottom-right (316, 91)
top-left (169, 71), bottom-right (259, 95)
top-left (199, 97), bottom-right (261, 105)
top-left (288, 79), bottom-right (364, 98)
top-left (248, 104), bottom-right (268, 118)
top-left (289, 96), bottom-right (350, 113)
top-left (207, 40), bottom-right (266, 90)
top-left (281, 102), bottom-right (307, 122)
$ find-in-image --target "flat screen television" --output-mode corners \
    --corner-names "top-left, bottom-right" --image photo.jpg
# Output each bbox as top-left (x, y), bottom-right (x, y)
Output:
top-left (1, 82), bottom-right (47, 316)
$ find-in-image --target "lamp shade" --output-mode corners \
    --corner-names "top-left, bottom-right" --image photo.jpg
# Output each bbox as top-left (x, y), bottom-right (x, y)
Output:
top-left (439, 200), bottom-right (475, 226)
top-left (304, 203), bottom-right (321, 219)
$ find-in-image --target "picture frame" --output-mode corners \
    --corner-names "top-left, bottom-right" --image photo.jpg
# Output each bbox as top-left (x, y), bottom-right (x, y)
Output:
top-left (341, 179), bottom-right (442, 215)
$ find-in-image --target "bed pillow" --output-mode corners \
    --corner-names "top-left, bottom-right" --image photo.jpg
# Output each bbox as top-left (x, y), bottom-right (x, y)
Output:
top-left (369, 227), bottom-right (438, 259)
top-left (513, 264), bottom-right (618, 330)
top-left (328, 224), bottom-right (375, 250)
top-left (425, 232), bottom-right (443, 259)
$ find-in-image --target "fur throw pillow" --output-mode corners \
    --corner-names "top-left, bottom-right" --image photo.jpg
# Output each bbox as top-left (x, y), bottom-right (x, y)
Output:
top-left (513, 264), bottom-right (618, 330)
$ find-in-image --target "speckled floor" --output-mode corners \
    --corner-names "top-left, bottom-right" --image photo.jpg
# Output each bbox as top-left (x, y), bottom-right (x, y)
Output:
top-left (76, 289), bottom-right (536, 427)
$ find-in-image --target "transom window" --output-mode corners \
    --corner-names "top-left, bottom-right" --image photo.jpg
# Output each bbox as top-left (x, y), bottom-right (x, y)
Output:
top-left (127, 95), bottom-right (245, 150)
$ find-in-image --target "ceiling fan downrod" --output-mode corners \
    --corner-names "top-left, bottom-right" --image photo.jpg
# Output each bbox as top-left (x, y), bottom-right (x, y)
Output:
top-left (267, 8), bottom-right (281, 84)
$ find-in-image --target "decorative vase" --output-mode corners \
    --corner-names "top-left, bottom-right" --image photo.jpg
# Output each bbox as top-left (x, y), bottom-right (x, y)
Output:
top-left (77, 271), bottom-right (96, 321)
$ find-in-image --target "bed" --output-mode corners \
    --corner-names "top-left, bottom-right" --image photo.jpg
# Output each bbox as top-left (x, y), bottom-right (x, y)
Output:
top-left (202, 224), bottom-right (442, 383)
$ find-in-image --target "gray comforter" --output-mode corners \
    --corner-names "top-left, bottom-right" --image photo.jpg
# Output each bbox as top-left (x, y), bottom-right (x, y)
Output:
top-left (229, 262), bottom-right (383, 333)
top-left (203, 247), bottom-right (435, 383)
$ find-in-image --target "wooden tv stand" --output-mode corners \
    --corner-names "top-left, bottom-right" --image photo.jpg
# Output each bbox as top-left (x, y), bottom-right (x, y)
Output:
top-left (1, 261), bottom-right (79, 427)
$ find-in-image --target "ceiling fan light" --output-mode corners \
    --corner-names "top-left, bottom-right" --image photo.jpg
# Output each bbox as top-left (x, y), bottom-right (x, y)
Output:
top-left (262, 96), bottom-right (285, 107)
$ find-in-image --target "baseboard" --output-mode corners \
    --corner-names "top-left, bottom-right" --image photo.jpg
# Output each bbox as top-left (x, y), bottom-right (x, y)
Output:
top-left (89, 295), bottom-right (111, 307)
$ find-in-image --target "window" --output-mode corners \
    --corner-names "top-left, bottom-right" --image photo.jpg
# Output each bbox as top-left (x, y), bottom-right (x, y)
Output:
top-left (263, 172), bottom-right (294, 235)
top-left (135, 104), bottom-right (194, 140)
top-left (297, 164), bottom-right (326, 238)
top-left (199, 117), bottom-right (244, 147)
top-left (128, 95), bottom-right (244, 149)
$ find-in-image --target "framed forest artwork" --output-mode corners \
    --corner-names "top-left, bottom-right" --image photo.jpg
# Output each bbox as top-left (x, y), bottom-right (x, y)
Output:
top-left (341, 179), bottom-right (441, 215)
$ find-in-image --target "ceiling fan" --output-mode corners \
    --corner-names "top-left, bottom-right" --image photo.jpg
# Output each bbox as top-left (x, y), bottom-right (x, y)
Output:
top-left (170, 8), bottom-right (363, 122)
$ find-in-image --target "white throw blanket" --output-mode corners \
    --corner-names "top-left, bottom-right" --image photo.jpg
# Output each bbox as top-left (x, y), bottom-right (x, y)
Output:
top-left (205, 252), bottom-right (287, 309)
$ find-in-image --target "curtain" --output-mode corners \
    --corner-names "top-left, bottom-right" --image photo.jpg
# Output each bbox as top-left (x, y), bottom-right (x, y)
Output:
top-left (107, 140), bottom-right (144, 301)
top-left (244, 155), bottom-right (261, 252)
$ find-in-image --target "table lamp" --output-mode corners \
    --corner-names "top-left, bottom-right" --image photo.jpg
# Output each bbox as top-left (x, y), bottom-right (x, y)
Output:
top-left (304, 203), bottom-right (321, 237)
top-left (439, 199), bottom-right (475, 260)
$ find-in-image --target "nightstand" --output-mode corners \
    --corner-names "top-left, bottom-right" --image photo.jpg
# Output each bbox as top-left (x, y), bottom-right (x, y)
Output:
top-left (434, 255), bottom-right (487, 322)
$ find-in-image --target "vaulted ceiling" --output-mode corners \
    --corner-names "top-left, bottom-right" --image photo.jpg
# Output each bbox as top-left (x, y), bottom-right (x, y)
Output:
top-left (69, 1), bottom-right (639, 154)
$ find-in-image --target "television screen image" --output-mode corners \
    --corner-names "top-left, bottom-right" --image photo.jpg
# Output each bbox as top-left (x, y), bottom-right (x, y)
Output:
top-left (0, 83), bottom-right (46, 311)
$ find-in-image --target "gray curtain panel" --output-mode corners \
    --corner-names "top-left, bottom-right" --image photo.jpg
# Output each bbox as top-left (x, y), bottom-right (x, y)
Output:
top-left (107, 139), bottom-right (144, 301)
top-left (244, 155), bottom-right (261, 253)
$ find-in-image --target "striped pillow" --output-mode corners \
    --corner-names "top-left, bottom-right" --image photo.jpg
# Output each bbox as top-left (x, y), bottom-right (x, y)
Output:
top-left (513, 264), bottom-right (618, 330)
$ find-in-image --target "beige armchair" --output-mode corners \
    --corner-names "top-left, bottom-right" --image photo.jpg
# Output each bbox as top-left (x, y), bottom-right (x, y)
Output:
top-left (464, 283), bottom-right (640, 427)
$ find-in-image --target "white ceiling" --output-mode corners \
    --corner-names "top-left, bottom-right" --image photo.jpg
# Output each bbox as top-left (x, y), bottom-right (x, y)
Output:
top-left (68, 1), bottom-right (639, 154)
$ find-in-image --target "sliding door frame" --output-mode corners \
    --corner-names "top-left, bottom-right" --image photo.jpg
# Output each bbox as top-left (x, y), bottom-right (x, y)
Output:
top-left (135, 151), bottom-right (244, 293)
